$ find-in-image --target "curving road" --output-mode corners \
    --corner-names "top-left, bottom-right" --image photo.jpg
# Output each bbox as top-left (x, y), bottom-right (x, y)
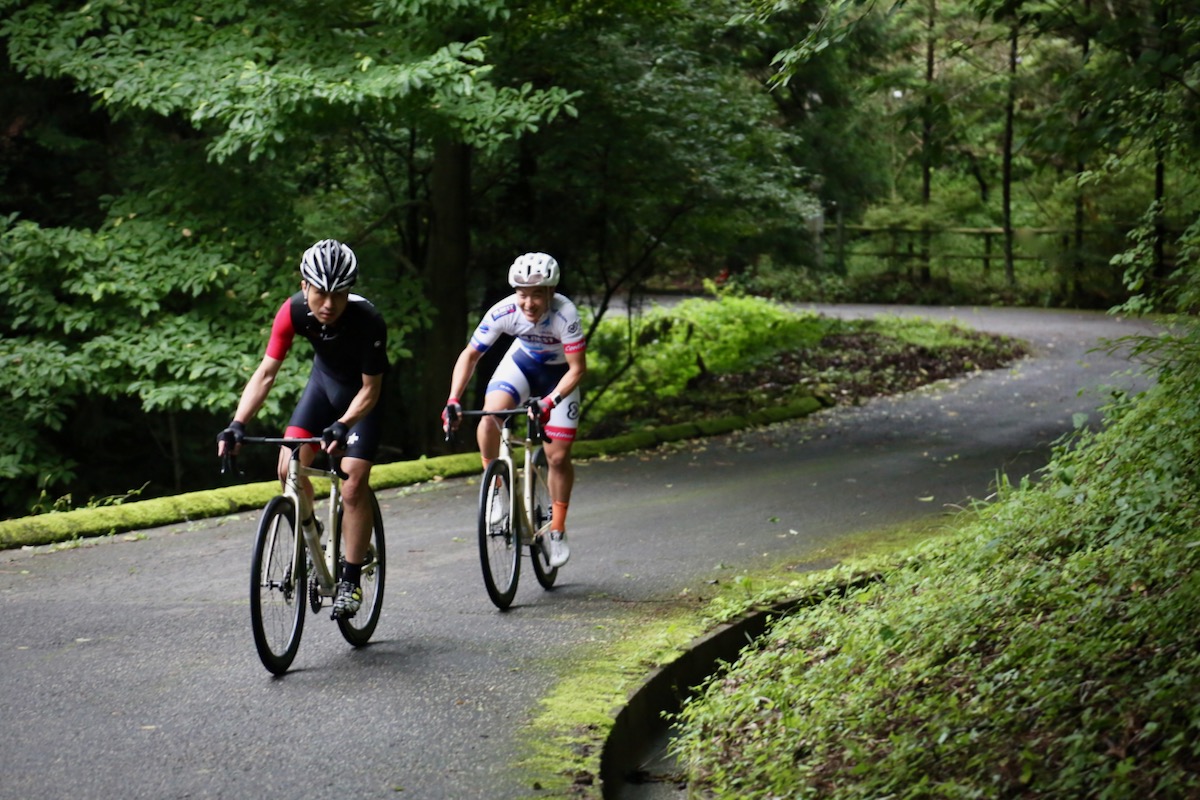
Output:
top-left (0, 306), bottom-right (1157, 800)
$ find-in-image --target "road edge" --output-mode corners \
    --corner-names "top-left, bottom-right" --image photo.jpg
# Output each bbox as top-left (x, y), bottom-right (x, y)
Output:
top-left (0, 398), bottom-right (823, 551)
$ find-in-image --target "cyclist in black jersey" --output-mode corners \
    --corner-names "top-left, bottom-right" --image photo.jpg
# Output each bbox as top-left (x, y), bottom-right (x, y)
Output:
top-left (218, 239), bottom-right (388, 618)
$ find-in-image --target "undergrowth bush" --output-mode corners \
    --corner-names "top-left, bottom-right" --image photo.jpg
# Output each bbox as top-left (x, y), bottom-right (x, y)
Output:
top-left (723, 260), bottom-right (854, 303)
top-left (672, 325), bottom-right (1200, 798)
top-left (581, 292), bottom-right (1020, 438)
top-left (582, 293), bottom-right (833, 432)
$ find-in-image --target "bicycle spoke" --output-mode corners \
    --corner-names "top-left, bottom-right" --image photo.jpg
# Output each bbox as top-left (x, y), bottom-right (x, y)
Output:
top-left (529, 447), bottom-right (558, 590)
top-left (337, 491), bottom-right (386, 646)
top-left (250, 496), bottom-right (306, 674)
top-left (479, 460), bottom-right (519, 608)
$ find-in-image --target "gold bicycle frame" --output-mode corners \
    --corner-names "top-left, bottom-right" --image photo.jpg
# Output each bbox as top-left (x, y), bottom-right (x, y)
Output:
top-left (491, 414), bottom-right (551, 547)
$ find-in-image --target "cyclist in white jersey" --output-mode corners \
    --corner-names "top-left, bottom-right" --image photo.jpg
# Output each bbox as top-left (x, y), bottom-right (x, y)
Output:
top-left (443, 252), bottom-right (587, 568)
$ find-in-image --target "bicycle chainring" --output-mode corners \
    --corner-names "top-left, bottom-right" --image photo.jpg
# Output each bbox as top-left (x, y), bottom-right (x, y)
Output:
top-left (307, 560), bottom-right (323, 613)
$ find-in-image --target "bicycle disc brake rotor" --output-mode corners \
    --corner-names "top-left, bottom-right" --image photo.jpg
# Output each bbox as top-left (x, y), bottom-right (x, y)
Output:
top-left (307, 558), bottom-right (322, 613)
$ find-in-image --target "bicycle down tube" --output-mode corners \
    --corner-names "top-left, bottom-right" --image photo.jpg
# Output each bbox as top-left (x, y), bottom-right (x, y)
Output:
top-left (448, 400), bottom-right (557, 609)
top-left (251, 436), bottom-right (345, 596)
top-left (456, 403), bottom-right (546, 544)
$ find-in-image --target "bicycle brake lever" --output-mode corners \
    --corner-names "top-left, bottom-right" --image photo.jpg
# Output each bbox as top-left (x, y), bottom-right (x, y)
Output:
top-left (220, 453), bottom-right (244, 478)
top-left (330, 455), bottom-right (350, 481)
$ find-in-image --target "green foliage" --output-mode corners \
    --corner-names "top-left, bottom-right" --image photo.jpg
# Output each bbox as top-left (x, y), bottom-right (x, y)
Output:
top-left (0, 212), bottom-right (254, 508)
top-left (671, 325), bottom-right (1200, 797)
top-left (1116, 204), bottom-right (1200, 315)
top-left (473, 0), bottom-right (822, 298)
top-left (0, 0), bottom-right (577, 516)
top-left (743, 0), bottom-right (1200, 310)
top-left (581, 294), bottom-right (1026, 438)
top-left (0, 0), bottom-right (575, 163)
top-left (583, 294), bottom-right (833, 431)
top-left (723, 258), bottom-right (854, 303)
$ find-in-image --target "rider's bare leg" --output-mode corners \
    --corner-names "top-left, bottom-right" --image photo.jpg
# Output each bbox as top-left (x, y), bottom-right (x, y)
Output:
top-left (543, 438), bottom-right (575, 531)
top-left (278, 445), bottom-right (316, 521)
top-left (476, 390), bottom-right (517, 466)
top-left (338, 456), bottom-right (374, 566)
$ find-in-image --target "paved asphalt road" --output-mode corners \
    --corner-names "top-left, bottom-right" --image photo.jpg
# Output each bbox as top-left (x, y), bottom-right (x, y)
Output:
top-left (0, 305), bottom-right (1158, 800)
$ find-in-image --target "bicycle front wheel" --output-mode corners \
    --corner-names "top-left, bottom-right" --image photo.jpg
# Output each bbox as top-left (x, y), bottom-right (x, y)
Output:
top-left (479, 459), bottom-right (519, 609)
top-left (529, 447), bottom-right (558, 590)
top-left (336, 490), bottom-right (386, 646)
top-left (250, 495), bottom-right (307, 675)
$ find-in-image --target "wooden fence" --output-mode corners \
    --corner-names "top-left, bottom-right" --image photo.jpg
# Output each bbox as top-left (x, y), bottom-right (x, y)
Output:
top-left (820, 223), bottom-right (1130, 299)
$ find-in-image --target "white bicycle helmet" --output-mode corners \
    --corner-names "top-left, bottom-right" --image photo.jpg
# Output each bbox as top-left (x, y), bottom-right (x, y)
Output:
top-left (508, 252), bottom-right (560, 288)
top-left (300, 239), bottom-right (358, 292)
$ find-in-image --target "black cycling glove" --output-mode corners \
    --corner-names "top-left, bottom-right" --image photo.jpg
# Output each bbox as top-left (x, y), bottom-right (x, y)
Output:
top-left (218, 420), bottom-right (246, 449)
top-left (322, 420), bottom-right (349, 450)
top-left (441, 397), bottom-right (462, 431)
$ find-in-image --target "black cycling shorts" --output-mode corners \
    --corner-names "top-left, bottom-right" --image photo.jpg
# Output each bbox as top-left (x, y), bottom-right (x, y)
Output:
top-left (287, 367), bottom-right (382, 462)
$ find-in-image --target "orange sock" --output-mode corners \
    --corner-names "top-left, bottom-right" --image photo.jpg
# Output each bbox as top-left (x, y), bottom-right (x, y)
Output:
top-left (551, 501), bottom-right (569, 532)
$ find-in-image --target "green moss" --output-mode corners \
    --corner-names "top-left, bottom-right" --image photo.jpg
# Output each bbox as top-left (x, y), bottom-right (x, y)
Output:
top-left (647, 421), bottom-right (704, 441)
top-left (750, 397), bottom-right (823, 425)
top-left (1, 403), bottom-right (830, 552)
top-left (371, 453), bottom-right (481, 486)
top-left (0, 483), bottom-right (278, 549)
top-left (696, 417), bottom-right (745, 436)
top-left (511, 516), bottom-right (957, 798)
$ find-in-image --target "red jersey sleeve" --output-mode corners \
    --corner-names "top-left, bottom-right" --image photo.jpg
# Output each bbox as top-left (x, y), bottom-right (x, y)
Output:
top-left (264, 300), bottom-right (295, 361)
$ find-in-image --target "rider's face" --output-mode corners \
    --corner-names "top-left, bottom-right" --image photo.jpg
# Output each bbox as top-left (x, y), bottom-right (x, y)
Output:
top-left (303, 282), bottom-right (350, 326)
top-left (515, 286), bottom-right (552, 322)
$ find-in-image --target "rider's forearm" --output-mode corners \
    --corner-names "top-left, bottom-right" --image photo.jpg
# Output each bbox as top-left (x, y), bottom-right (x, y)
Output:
top-left (548, 356), bottom-right (587, 405)
top-left (447, 347), bottom-right (481, 402)
top-left (337, 375), bottom-right (382, 428)
top-left (232, 365), bottom-right (277, 424)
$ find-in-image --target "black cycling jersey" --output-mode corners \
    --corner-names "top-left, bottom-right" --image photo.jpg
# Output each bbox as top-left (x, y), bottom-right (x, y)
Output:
top-left (266, 291), bottom-right (389, 461)
top-left (268, 291), bottom-right (388, 383)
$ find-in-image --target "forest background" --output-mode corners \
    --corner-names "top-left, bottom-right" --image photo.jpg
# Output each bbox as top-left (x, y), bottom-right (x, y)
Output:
top-left (1, 0), bottom-right (1197, 520)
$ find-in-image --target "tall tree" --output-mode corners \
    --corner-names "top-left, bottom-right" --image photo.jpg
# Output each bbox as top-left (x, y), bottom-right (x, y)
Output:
top-left (0, 0), bottom-right (576, 513)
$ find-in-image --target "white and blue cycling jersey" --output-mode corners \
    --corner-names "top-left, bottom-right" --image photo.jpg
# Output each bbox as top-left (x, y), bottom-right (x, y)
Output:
top-left (469, 294), bottom-right (587, 365)
top-left (469, 293), bottom-right (587, 440)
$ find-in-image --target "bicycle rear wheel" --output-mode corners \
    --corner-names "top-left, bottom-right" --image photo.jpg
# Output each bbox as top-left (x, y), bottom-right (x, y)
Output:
top-left (479, 459), bottom-right (519, 609)
top-left (529, 447), bottom-right (558, 589)
top-left (250, 495), bottom-right (306, 675)
top-left (336, 490), bottom-right (386, 646)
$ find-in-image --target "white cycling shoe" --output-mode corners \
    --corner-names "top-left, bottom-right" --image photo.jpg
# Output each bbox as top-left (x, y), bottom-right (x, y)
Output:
top-left (547, 530), bottom-right (570, 568)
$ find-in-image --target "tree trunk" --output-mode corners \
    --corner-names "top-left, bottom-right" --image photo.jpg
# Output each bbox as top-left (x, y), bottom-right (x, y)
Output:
top-left (402, 139), bottom-right (471, 458)
top-left (1002, 22), bottom-right (1018, 289)
top-left (1070, 0), bottom-right (1091, 304)
top-left (919, 0), bottom-right (935, 285)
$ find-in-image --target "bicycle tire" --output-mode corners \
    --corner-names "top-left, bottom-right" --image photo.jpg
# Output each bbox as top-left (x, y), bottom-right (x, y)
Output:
top-left (250, 495), bottom-right (306, 675)
top-left (336, 490), bottom-right (386, 646)
top-left (479, 459), bottom-right (520, 609)
top-left (529, 447), bottom-right (558, 589)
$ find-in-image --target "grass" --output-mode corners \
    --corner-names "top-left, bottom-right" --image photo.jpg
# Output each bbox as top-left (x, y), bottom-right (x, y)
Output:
top-left (511, 299), bottom-right (1200, 798)
top-left (667, 330), bottom-right (1200, 798)
top-left (513, 516), bottom-right (964, 798)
